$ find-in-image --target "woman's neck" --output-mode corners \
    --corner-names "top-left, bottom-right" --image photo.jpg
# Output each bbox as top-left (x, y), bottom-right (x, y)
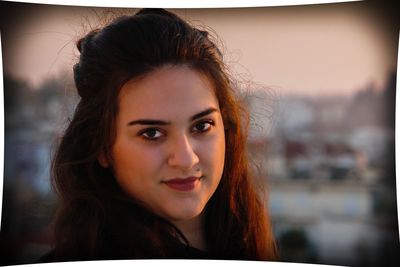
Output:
top-left (171, 213), bottom-right (206, 251)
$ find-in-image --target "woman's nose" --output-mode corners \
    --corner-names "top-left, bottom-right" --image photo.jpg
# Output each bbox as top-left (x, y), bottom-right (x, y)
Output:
top-left (167, 134), bottom-right (199, 170)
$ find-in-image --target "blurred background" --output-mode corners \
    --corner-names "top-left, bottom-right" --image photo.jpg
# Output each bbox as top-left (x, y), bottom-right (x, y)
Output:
top-left (0, 1), bottom-right (399, 266)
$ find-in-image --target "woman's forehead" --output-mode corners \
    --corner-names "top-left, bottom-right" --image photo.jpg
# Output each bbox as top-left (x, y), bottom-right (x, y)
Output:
top-left (117, 65), bottom-right (220, 121)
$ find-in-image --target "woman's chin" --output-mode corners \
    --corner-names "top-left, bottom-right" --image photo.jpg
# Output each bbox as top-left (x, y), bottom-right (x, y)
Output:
top-left (163, 206), bottom-right (205, 223)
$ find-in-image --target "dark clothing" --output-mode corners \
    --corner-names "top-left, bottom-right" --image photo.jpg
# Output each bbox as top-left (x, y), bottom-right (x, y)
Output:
top-left (38, 241), bottom-right (211, 263)
top-left (38, 198), bottom-right (218, 262)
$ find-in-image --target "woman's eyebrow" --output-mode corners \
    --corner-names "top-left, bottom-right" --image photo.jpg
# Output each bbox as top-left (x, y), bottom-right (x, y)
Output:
top-left (128, 119), bottom-right (170, 126)
top-left (190, 107), bottom-right (218, 121)
top-left (127, 107), bottom-right (218, 126)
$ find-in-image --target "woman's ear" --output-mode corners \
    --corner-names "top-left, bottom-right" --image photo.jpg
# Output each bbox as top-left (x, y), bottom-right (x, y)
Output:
top-left (98, 152), bottom-right (110, 168)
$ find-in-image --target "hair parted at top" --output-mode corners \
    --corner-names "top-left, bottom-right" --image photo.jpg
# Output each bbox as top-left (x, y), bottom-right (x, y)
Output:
top-left (74, 8), bottom-right (225, 100)
top-left (51, 8), bottom-right (278, 261)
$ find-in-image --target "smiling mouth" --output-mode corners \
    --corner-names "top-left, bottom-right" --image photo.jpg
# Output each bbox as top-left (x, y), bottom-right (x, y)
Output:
top-left (163, 177), bottom-right (202, 191)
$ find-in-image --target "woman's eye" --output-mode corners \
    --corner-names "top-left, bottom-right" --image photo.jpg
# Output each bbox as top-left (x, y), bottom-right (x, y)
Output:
top-left (192, 120), bottom-right (214, 133)
top-left (140, 128), bottom-right (164, 140)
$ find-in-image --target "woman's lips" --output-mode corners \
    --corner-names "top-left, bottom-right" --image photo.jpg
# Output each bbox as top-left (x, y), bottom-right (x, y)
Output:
top-left (163, 177), bottom-right (201, 191)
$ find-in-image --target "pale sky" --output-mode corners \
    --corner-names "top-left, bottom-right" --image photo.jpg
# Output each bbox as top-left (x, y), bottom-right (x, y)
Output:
top-left (2, 1), bottom-right (398, 96)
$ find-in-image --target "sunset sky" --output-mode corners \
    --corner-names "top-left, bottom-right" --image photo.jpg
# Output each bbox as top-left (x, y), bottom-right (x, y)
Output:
top-left (1, 0), bottom-right (398, 96)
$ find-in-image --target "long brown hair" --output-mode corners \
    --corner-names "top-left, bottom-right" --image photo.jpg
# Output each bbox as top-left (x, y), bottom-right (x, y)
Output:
top-left (51, 8), bottom-right (278, 261)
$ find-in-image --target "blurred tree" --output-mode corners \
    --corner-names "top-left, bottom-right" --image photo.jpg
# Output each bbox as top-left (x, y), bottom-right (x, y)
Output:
top-left (3, 74), bottom-right (34, 116)
top-left (279, 228), bottom-right (316, 263)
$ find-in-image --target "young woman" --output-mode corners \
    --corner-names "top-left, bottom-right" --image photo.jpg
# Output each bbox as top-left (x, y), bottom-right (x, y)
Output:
top-left (45, 8), bottom-right (278, 261)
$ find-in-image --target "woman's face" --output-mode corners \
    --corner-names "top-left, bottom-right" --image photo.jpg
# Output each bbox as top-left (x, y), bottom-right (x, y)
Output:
top-left (105, 65), bottom-right (225, 223)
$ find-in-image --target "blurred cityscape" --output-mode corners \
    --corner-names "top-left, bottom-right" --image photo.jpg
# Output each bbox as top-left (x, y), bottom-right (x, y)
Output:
top-left (0, 70), bottom-right (399, 266)
top-left (245, 71), bottom-right (398, 266)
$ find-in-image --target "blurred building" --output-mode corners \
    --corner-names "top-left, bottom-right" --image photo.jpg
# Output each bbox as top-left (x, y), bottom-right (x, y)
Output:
top-left (245, 80), bottom-right (398, 266)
